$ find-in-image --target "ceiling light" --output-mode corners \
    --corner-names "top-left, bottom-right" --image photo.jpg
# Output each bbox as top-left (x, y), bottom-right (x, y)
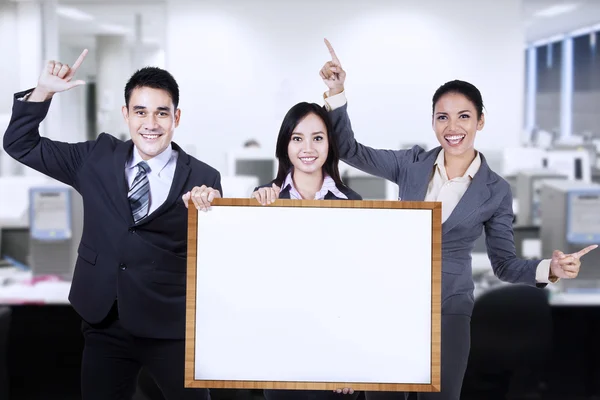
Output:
top-left (533, 3), bottom-right (579, 18)
top-left (56, 6), bottom-right (95, 22)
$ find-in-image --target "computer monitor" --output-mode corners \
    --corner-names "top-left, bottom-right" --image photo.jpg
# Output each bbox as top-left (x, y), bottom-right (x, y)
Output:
top-left (0, 176), bottom-right (62, 268)
top-left (227, 150), bottom-right (277, 187)
top-left (0, 227), bottom-right (29, 267)
top-left (542, 149), bottom-right (591, 182)
top-left (566, 189), bottom-right (600, 245)
top-left (0, 176), bottom-right (51, 228)
top-left (593, 167), bottom-right (600, 184)
top-left (28, 186), bottom-right (83, 279)
top-left (540, 180), bottom-right (600, 289)
top-left (515, 169), bottom-right (567, 227)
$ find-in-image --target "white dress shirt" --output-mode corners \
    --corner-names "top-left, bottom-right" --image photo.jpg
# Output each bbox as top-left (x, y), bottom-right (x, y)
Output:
top-left (324, 90), bottom-right (552, 283)
top-left (126, 144), bottom-right (178, 216)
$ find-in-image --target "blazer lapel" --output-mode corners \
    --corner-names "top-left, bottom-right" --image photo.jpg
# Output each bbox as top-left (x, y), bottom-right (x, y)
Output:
top-left (136, 142), bottom-right (191, 225)
top-left (441, 157), bottom-right (495, 236)
top-left (278, 187), bottom-right (291, 199)
top-left (112, 140), bottom-right (135, 224)
top-left (402, 150), bottom-right (439, 201)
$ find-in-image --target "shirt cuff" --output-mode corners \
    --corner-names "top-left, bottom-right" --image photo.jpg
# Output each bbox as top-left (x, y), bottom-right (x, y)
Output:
top-left (323, 90), bottom-right (347, 111)
top-left (535, 259), bottom-right (557, 283)
top-left (18, 91), bottom-right (32, 102)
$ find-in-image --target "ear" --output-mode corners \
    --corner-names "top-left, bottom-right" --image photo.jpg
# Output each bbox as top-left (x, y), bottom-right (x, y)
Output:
top-left (477, 113), bottom-right (485, 131)
top-left (121, 105), bottom-right (129, 123)
top-left (174, 108), bottom-right (181, 128)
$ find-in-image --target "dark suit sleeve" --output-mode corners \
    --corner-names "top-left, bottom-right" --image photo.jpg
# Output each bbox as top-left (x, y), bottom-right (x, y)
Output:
top-left (2, 91), bottom-right (96, 189)
top-left (212, 171), bottom-right (222, 196)
top-left (484, 187), bottom-right (545, 287)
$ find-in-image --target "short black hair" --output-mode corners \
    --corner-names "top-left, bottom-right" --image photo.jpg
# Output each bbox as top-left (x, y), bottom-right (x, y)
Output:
top-left (124, 67), bottom-right (180, 109)
top-left (432, 80), bottom-right (484, 119)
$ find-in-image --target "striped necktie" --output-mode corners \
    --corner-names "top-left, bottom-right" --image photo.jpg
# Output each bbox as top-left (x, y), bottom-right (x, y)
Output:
top-left (128, 161), bottom-right (151, 223)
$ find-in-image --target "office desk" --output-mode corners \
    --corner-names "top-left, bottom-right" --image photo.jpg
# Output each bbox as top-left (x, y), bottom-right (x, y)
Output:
top-left (549, 292), bottom-right (600, 306)
top-left (0, 267), bottom-right (70, 304)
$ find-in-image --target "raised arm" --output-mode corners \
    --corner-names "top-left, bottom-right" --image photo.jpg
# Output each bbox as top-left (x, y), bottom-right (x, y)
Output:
top-left (319, 39), bottom-right (421, 183)
top-left (3, 50), bottom-right (95, 189)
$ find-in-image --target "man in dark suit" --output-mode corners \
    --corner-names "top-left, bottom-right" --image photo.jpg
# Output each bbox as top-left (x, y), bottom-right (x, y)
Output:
top-left (3, 49), bottom-right (221, 400)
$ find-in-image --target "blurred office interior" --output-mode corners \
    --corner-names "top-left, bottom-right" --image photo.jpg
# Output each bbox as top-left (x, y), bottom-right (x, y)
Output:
top-left (1, 0), bottom-right (600, 399)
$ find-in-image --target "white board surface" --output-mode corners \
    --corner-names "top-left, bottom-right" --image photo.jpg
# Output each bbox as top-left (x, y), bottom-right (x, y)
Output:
top-left (194, 205), bottom-right (433, 384)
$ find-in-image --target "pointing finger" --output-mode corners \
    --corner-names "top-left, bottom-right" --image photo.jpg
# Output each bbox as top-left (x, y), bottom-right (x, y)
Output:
top-left (65, 49), bottom-right (88, 79)
top-left (575, 244), bottom-right (599, 259)
top-left (324, 38), bottom-right (341, 65)
top-left (71, 49), bottom-right (88, 72)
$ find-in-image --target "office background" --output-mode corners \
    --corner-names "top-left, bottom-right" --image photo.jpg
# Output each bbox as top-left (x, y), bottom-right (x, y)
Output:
top-left (1, 0), bottom-right (600, 399)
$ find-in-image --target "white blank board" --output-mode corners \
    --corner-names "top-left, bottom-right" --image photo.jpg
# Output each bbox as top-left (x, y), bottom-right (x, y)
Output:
top-left (193, 204), bottom-right (434, 385)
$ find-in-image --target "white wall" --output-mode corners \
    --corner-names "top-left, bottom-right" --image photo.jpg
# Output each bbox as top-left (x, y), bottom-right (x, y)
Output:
top-left (1, 0), bottom-right (44, 177)
top-left (0, 1), bottom-right (19, 114)
top-left (166, 0), bottom-right (525, 174)
top-left (59, 44), bottom-right (91, 143)
top-left (96, 35), bottom-right (132, 138)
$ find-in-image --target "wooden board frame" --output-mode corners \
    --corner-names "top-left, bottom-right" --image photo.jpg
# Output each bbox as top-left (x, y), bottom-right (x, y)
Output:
top-left (185, 198), bottom-right (441, 392)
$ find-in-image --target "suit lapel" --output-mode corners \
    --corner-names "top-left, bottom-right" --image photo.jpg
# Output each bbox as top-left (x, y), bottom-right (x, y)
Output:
top-left (278, 187), bottom-right (291, 199)
top-left (441, 156), bottom-right (495, 236)
top-left (113, 140), bottom-right (135, 224)
top-left (402, 149), bottom-right (438, 201)
top-left (136, 142), bottom-right (191, 225)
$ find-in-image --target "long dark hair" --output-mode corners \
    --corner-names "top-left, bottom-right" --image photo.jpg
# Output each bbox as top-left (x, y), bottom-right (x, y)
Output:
top-left (273, 102), bottom-right (345, 188)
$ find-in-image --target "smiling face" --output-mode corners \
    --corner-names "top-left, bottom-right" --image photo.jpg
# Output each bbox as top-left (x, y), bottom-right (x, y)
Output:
top-left (432, 91), bottom-right (484, 158)
top-left (121, 86), bottom-right (181, 160)
top-left (287, 113), bottom-right (329, 177)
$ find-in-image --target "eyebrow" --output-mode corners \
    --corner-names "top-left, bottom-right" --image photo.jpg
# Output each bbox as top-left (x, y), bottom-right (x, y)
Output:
top-left (291, 131), bottom-right (325, 135)
top-left (435, 110), bottom-right (472, 115)
top-left (132, 105), bottom-right (172, 112)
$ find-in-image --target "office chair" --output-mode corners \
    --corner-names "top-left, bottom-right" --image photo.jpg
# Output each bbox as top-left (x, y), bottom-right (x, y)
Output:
top-left (462, 285), bottom-right (553, 400)
top-left (0, 306), bottom-right (11, 400)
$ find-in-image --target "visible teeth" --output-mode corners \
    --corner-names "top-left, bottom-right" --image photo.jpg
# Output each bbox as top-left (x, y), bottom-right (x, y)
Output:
top-left (301, 157), bottom-right (316, 161)
top-left (445, 135), bottom-right (465, 141)
top-left (142, 134), bottom-right (159, 139)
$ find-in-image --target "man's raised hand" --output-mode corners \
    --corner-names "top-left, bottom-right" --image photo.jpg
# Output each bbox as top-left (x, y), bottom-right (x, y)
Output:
top-left (29, 49), bottom-right (88, 102)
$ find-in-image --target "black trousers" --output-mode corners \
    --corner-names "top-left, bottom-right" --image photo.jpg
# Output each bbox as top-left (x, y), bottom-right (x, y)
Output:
top-left (80, 302), bottom-right (209, 400)
top-left (365, 315), bottom-right (471, 400)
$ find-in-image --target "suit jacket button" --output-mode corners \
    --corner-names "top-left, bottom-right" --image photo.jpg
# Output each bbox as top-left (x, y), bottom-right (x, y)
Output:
top-left (119, 263), bottom-right (126, 270)
top-left (128, 228), bottom-right (135, 233)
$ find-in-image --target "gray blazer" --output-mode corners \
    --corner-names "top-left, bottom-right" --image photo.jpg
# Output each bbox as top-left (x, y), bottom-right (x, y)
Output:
top-left (330, 104), bottom-right (546, 316)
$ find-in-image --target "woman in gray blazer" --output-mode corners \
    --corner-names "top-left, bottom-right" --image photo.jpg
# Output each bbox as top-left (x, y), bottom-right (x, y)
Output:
top-left (317, 39), bottom-right (597, 400)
